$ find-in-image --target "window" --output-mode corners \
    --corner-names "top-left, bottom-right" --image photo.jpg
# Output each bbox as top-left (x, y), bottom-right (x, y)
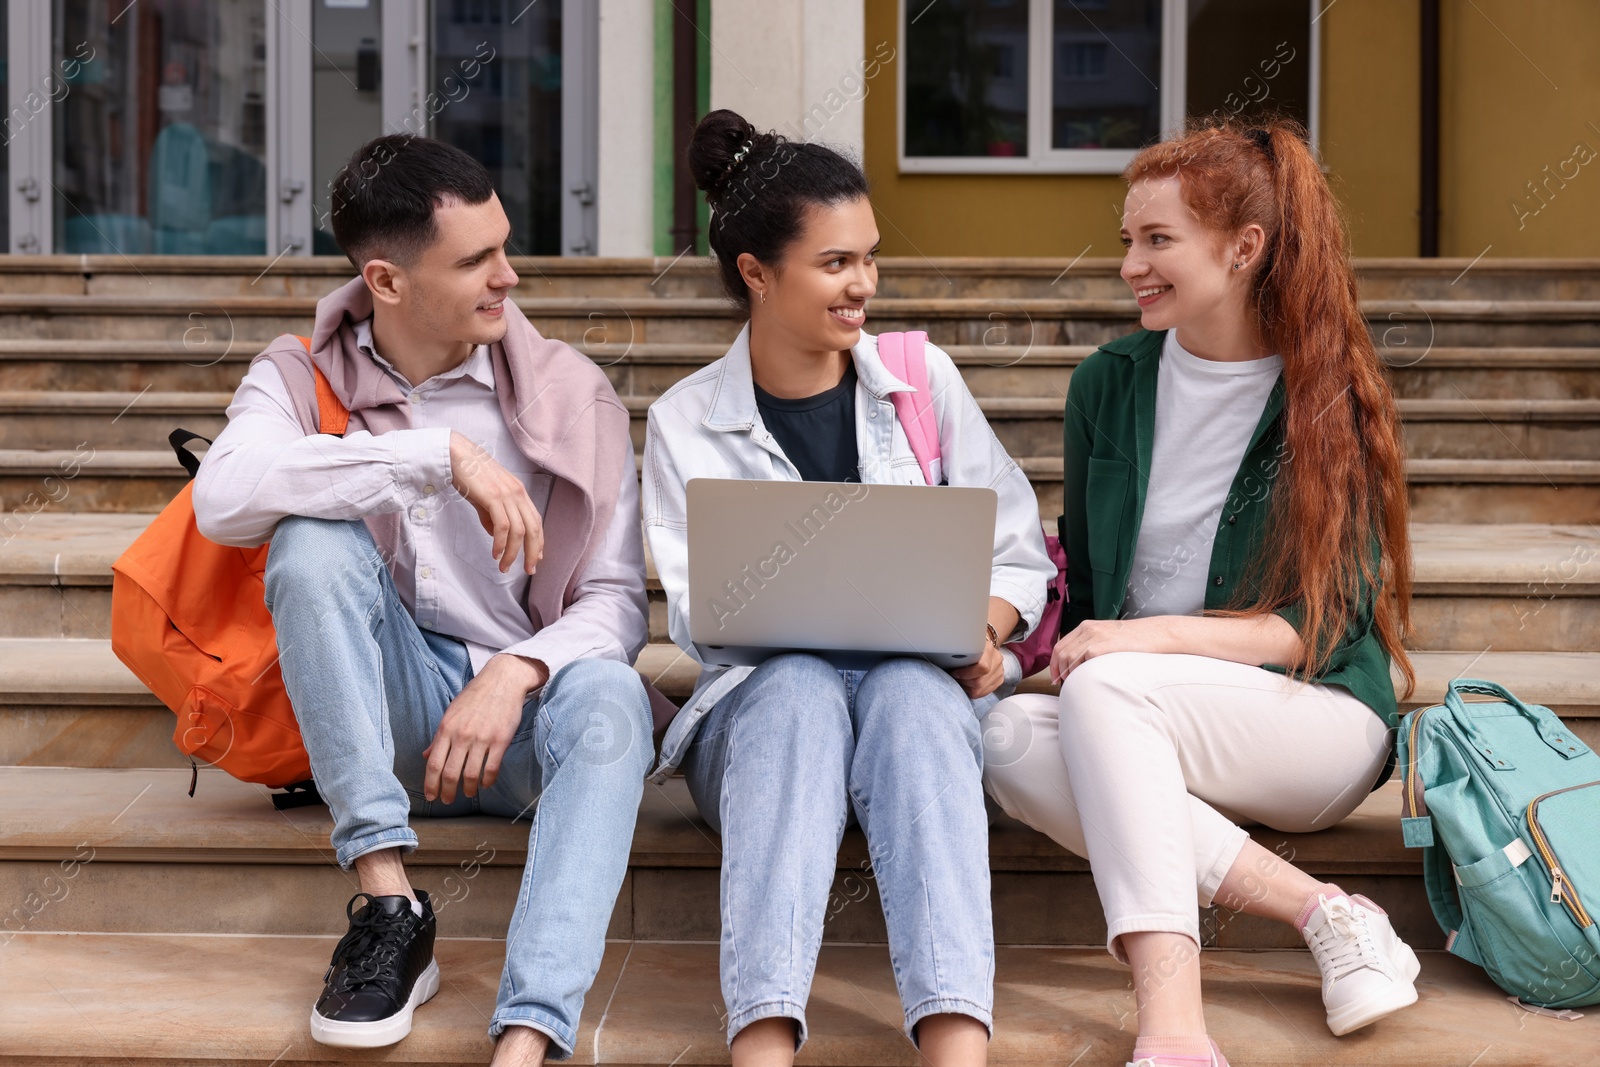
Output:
top-left (52, 0), bottom-right (269, 254)
top-left (899, 0), bottom-right (1317, 174)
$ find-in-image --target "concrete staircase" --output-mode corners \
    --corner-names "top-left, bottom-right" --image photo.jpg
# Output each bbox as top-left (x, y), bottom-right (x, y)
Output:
top-left (1, 255), bottom-right (1597, 1064)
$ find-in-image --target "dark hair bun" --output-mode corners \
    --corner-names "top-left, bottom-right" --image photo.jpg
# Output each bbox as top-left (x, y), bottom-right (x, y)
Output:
top-left (689, 109), bottom-right (774, 197)
top-left (684, 108), bottom-right (869, 314)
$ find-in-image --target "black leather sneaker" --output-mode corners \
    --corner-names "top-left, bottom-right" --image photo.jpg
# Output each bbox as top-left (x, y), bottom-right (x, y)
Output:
top-left (309, 890), bottom-right (440, 1048)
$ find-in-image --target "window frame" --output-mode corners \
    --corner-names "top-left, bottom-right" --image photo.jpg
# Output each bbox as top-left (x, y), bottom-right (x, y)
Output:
top-left (897, 0), bottom-right (1322, 175)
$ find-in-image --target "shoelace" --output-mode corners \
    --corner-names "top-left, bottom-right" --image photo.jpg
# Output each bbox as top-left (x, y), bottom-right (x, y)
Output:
top-left (324, 895), bottom-right (415, 993)
top-left (1307, 896), bottom-right (1383, 984)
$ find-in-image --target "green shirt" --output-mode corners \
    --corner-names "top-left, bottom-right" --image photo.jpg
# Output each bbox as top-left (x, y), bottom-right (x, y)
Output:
top-left (1060, 328), bottom-right (1398, 728)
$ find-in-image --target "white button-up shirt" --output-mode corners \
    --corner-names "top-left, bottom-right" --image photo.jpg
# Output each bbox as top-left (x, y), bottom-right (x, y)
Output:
top-left (194, 318), bottom-right (648, 679)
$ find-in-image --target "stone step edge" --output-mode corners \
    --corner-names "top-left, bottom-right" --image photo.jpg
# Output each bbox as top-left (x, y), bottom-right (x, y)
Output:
top-left (5, 448), bottom-right (1600, 484)
top-left (7, 934), bottom-right (1587, 1067)
top-left (3, 340), bottom-right (1598, 368)
top-left (4, 293), bottom-right (1600, 319)
top-left (4, 516), bottom-right (1596, 595)
top-left (3, 640), bottom-right (1596, 712)
top-left (6, 391), bottom-right (1600, 421)
top-left (0, 765), bottom-right (1406, 877)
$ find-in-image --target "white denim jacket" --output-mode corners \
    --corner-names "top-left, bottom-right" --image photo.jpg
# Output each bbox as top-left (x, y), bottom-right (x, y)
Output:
top-left (642, 324), bottom-right (1054, 781)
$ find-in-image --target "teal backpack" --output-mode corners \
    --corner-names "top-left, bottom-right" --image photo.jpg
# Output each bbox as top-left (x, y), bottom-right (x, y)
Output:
top-left (1397, 678), bottom-right (1600, 1008)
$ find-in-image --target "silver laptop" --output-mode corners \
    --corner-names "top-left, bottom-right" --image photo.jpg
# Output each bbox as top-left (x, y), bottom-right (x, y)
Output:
top-left (686, 478), bottom-right (998, 670)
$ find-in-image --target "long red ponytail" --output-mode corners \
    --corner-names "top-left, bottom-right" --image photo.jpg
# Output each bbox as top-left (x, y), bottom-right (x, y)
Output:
top-left (1125, 118), bottom-right (1414, 695)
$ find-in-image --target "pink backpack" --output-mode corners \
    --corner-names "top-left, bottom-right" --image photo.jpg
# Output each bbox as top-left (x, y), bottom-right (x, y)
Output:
top-left (875, 331), bottom-right (1067, 680)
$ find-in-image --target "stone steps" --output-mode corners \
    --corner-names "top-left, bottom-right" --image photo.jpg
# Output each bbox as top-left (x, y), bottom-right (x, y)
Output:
top-left (3, 448), bottom-right (1598, 523)
top-left (4, 293), bottom-right (1600, 349)
top-left (2, 253), bottom-right (1598, 302)
top-left (4, 638), bottom-right (1596, 772)
top-left (6, 389), bottom-right (1599, 462)
top-left (4, 340), bottom-right (1599, 399)
top-left (0, 256), bottom-right (1590, 1066)
top-left (2, 516), bottom-right (1596, 650)
top-left (0, 763), bottom-right (1433, 948)
top-left (6, 932), bottom-right (1589, 1066)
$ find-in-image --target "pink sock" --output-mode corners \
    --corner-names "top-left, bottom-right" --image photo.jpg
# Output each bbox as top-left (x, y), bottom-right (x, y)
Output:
top-left (1294, 886), bottom-right (1388, 933)
top-left (1131, 1034), bottom-right (1227, 1066)
top-left (1294, 885), bottom-right (1345, 933)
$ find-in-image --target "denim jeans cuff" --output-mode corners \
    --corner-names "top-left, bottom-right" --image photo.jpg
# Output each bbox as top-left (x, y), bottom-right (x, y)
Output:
top-left (334, 828), bottom-right (419, 871)
top-left (905, 995), bottom-right (994, 1043)
top-left (725, 998), bottom-right (809, 1050)
top-left (488, 1011), bottom-right (575, 1060)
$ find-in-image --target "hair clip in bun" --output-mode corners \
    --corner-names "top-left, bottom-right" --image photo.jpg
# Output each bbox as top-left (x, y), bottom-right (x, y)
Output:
top-left (711, 138), bottom-right (757, 195)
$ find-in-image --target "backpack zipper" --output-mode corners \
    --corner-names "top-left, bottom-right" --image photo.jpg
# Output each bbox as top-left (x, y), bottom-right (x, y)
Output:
top-left (1526, 781), bottom-right (1599, 928)
top-left (1403, 707), bottom-right (1429, 819)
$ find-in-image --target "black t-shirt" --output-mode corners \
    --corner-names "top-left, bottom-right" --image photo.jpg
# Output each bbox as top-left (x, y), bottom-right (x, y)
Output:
top-left (754, 363), bottom-right (860, 482)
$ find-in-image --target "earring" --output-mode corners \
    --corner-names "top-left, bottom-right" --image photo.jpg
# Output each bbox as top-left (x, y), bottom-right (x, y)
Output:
top-left (759, 290), bottom-right (766, 303)
top-left (1232, 262), bottom-right (1243, 270)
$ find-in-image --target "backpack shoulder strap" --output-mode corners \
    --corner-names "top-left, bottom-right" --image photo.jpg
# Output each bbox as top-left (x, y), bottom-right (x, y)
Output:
top-left (876, 331), bottom-right (941, 486)
top-left (294, 335), bottom-right (349, 437)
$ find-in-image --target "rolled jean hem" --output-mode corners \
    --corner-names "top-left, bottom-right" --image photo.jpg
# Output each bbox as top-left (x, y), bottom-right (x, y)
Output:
top-left (334, 828), bottom-right (419, 871)
top-left (1104, 914), bottom-right (1202, 965)
top-left (487, 1011), bottom-right (574, 1060)
top-left (905, 996), bottom-right (994, 1042)
top-left (1196, 824), bottom-right (1251, 908)
top-left (726, 999), bottom-right (808, 1050)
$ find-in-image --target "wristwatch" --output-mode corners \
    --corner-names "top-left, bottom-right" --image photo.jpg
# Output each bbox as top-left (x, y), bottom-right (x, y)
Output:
top-left (985, 623), bottom-right (1002, 652)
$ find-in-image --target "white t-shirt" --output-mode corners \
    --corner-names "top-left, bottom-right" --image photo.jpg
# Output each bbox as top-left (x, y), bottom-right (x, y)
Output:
top-left (1122, 331), bottom-right (1282, 619)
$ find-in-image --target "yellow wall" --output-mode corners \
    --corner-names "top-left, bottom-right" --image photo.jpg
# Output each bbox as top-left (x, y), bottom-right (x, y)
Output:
top-left (863, 0), bottom-right (1599, 259)
top-left (1318, 1), bottom-right (1419, 257)
top-left (1440, 0), bottom-right (1600, 257)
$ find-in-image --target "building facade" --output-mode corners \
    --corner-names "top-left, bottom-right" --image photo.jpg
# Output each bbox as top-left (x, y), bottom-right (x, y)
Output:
top-left (3, 0), bottom-right (1595, 261)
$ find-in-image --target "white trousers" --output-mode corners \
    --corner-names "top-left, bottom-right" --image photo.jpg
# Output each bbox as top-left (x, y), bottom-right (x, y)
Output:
top-left (981, 652), bottom-right (1392, 961)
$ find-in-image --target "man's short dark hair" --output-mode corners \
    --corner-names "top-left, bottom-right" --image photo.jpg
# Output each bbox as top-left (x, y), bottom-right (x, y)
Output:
top-left (329, 134), bottom-right (495, 268)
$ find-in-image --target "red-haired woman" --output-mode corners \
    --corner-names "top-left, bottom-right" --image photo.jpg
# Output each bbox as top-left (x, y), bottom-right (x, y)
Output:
top-left (982, 120), bottom-right (1418, 1067)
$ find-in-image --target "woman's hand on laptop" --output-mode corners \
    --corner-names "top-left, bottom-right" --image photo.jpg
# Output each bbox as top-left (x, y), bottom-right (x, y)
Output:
top-left (450, 430), bottom-right (545, 574)
top-left (951, 641), bottom-right (1006, 699)
top-left (952, 597), bottom-right (1022, 699)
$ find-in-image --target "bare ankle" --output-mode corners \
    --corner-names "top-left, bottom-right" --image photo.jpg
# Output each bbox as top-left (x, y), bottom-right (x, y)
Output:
top-left (352, 847), bottom-right (415, 901)
top-left (491, 1023), bottom-right (550, 1066)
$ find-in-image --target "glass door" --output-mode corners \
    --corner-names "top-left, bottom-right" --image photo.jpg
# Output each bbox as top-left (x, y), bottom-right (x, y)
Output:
top-left (310, 0), bottom-right (386, 254)
top-left (52, 0), bottom-right (270, 255)
top-left (3, 0), bottom-right (596, 256)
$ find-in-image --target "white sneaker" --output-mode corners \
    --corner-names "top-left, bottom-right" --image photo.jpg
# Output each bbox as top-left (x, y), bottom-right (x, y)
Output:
top-left (1300, 892), bottom-right (1421, 1035)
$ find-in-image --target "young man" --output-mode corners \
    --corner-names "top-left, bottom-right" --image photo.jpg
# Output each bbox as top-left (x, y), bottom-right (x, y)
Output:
top-left (192, 135), bottom-right (652, 1065)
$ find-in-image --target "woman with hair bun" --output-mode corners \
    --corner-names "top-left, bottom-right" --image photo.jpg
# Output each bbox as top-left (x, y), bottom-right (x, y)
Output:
top-left (642, 109), bottom-right (1054, 1065)
top-left (983, 119), bottom-right (1419, 1067)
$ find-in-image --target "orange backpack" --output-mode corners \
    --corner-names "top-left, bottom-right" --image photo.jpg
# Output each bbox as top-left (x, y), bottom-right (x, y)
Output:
top-left (111, 337), bottom-right (347, 803)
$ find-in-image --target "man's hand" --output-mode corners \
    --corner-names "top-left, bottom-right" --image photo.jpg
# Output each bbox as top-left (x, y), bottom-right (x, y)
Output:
top-left (424, 654), bottom-right (548, 804)
top-left (449, 430), bottom-right (544, 574)
top-left (952, 640), bottom-right (1006, 699)
top-left (1048, 617), bottom-right (1172, 683)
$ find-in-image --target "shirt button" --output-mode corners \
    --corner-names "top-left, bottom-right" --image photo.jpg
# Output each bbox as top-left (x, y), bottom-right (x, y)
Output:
top-left (1213, 575), bottom-right (1224, 587)
top-left (870, 408), bottom-right (877, 419)
top-left (423, 484), bottom-right (436, 495)
top-left (408, 392), bottom-right (422, 404)
top-left (1227, 514), bottom-right (1237, 525)
top-left (420, 566), bottom-right (433, 579)
top-left (413, 507), bottom-right (427, 521)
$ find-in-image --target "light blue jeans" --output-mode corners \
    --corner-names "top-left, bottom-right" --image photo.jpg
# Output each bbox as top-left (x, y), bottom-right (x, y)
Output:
top-left (263, 517), bottom-right (653, 1057)
top-left (681, 652), bottom-right (994, 1049)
